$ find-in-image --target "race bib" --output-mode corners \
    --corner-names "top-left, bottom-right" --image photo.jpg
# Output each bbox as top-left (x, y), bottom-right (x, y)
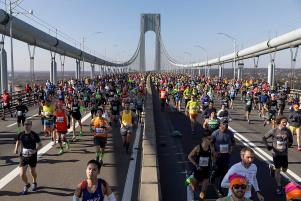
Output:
top-left (276, 140), bottom-right (286, 151)
top-left (17, 111), bottom-right (23, 116)
top-left (57, 117), bottom-right (64, 122)
top-left (246, 100), bottom-right (251, 105)
top-left (22, 148), bottom-right (36, 157)
top-left (72, 107), bottom-right (78, 111)
top-left (198, 157), bottom-right (209, 167)
top-left (95, 128), bottom-right (105, 133)
top-left (220, 144), bottom-right (229, 153)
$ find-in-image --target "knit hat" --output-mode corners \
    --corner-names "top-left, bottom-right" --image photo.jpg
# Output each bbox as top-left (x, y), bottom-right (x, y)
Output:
top-left (229, 173), bottom-right (247, 187)
top-left (285, 182), bottom-right (301, 200)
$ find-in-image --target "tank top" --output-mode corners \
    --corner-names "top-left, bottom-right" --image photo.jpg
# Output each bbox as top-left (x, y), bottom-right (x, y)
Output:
top-left (56, 111), bottom-right (67, 132)
top-left (196, 145), bottom-right (211, 168)
top-left (81, 179), bottom-right (105, 201)
top-left (121, 111), bottom-right (132, 126)
top-left (208, 119), bottom-right (219, 132)
top-left (72, 103), bottom-right (80, 114)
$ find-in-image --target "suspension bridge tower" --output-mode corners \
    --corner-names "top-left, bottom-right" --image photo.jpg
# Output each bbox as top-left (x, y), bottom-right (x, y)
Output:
top-left (140, 14), bottom-right (161, 72)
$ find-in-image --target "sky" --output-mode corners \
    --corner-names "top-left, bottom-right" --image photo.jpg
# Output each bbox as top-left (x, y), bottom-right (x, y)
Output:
top-left (1, 0), bottom-right (301, 72)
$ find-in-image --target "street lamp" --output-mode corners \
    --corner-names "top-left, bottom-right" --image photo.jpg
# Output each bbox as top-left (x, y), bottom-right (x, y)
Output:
top-left (82, 31), bottom-right (102, 76)
top-left (217, 32), bottom-right (237, 79)
top-left (8, 0), bottom-right (33, 92)
top-left (194, 45), bottom-right (208, 75)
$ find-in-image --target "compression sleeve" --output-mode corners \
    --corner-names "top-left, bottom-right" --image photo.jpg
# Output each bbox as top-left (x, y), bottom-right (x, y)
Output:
top-left (108, 193), bottom-right (116, 201)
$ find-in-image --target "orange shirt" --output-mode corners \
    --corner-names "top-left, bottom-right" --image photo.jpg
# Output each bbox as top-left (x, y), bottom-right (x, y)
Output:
top-left (91, 117), bottom-right (109, 138)
top-left (56, 111), bottom-right (68, 132)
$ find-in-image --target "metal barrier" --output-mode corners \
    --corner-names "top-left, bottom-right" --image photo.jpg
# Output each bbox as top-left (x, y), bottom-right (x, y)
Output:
top-left (290, 88), bottom-right (301, 96)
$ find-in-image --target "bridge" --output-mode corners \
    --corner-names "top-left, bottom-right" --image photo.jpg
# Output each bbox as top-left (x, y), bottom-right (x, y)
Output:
top-left (0, 4), bottom-right (300, 201)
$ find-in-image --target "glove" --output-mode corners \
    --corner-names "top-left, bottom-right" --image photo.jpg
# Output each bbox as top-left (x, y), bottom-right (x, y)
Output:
top-left (267, 145), bottom-right (273, 151)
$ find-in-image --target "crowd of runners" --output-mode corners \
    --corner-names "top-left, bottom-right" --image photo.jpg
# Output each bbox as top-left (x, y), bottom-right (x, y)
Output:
top-left (1, 73), bottom-right (146, 201)
top-left (1, 71), bottom-right (301, 200)
top-left (154, 73), bottom-right (301, 201)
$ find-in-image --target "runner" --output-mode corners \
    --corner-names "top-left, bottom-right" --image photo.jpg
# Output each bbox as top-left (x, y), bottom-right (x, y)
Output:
top-left (110, 95), bottom-right (121, 125)
top-left (244, 92), bottom-right (253, 124)
top-left (1, 89), bottom-right (13, 120)
top-left (55, 103), bottom-right (70, 155)
top-left (120, 102), bottom-right (136, 154)
top-left (221, 147), bottom-right (264, 201)
top-left (70, 98), bottom-right (84, 141)
top-left (217, 173), bottom-right (252, 201)
top-left (211, 118), bottom-right (236, 196)
top-left (91, 109), bottom-right (112, 163)
top-left (42, 99), bottom-right (56, 144)
top-left (15, 98), bottom-right (29, 133)
top-left (263, 116), bottom-right (294, 195)
top-left (185, 95), bottom-right (200, 134)
top-left (73, 160), bottom-right (116, 201)
top-left (159, 87), bottom-right (168, 111)
top-left (203, 110), bottom-right (220, 134)
top-left (14, 120), bottom-right (42, 195)
top-left (187, 132), bottom-right (214, 200)
top-left (288, 102), bottom-right (301, 151)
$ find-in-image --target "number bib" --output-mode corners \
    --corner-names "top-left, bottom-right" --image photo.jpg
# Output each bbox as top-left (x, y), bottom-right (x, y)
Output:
top-left (22, 148), bottom-right (36, 157)
top-left (95, 127), bottom-right (105, 134)
top-left (220, 144), bottom-right (229, 153)
top-left (276, 140), bottom-right (286, 151)
top-left (17, 111), bottom-right (23, 116)
top-left (198, 157), bottom-right (209, 167)
top-left (246, 100), bottom-right (251, 105)
top-left (57, 117), bottom-right (64, 122)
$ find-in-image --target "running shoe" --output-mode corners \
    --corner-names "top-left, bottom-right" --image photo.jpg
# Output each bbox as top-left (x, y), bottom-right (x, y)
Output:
top-left (58, 148), bottom-right (64, 155)
top-left (22, 183), bottom-right (31, 195)
top-left (185, 175), bottom-right (194, 185)
top-left (65, 141), bottom-right (70, 150)
top-left (32, 183), bottom-right (37, 192)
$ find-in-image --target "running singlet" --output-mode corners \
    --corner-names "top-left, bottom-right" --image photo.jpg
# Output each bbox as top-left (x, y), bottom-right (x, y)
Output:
top-left (43, 105), bottom-right (55, 118)
top-left (208, 119), bottom-right (219, 131)
top-left (160, 90), bottom-right (167, 99)
top-left (121, 111), bottom-right (132, 127)
top-left (187, 101), bottom-right (199, 114)
top-left (81, 179), bottom-right (104, 201)
top-left (56, 111), bottom-right (67, 132)
top-left (91, 117), bottom-right (108, 138)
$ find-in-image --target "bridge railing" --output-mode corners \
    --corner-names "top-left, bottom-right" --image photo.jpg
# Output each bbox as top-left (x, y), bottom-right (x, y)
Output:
top-left (0, 91), bottom-right (37, 117)
top-left (290, 89), bottom-right (301, 96)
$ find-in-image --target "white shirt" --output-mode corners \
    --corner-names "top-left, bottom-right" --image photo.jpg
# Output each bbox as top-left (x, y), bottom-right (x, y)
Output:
top-left (221, 162), bottom-right (260, 198)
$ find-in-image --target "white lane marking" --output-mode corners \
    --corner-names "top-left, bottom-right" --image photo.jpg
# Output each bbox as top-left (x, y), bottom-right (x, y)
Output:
top-left (6, 114), bottom-right (39, 128)
top-left (121, 123), bottom-right (142, 201)
top-left (229, 126), bottom-right (301, 182)
top-left (0, 113), bottom-right (91, 190)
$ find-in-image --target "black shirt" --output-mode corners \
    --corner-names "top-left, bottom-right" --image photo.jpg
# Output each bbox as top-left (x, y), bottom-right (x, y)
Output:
top-left (17, 131), bottom-right (40, 150)
top-left (16, 104), bottom-right (29, 116)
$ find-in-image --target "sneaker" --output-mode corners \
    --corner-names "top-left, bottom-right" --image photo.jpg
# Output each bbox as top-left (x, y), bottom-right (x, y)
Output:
top-left (32, 183), bottom-right (37, 192)
top-left (199, 192), bottom-right (205, 200)
top-left (58, 148), bottom-right (64, 155)
top-left (22, 183), bottom-right (31, 195)
top-left (65, 141), bottom-right (70, 150)
top-left (51, 141), bottom-right (55, 146)
top-left (79, 131), bottom-right (83, 137)
top-left (297, 147), bottom-right (301, 151)
top-left (185, 175), bottom-right (194, 185)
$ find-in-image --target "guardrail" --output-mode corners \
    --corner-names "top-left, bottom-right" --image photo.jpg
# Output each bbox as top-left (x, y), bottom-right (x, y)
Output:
top-left (290, 88), bottom-right (301, 96)
top-left (138, 76), bottom-right (161, 201)
top-left (0, 91), bottom-right (38, 117)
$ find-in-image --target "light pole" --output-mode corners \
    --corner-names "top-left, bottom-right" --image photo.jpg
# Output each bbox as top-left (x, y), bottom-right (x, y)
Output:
top-left (217, 32), bottom-right (237, 79)
top-left (194, 45), bottom-right (208, 76)
top-left (9, 0), bottom-right (33, 91)
top-left (82, 31), bottom-right (102, 77)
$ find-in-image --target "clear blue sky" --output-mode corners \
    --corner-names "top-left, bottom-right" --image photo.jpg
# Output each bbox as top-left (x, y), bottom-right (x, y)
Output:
top-left (2, 0), bottom-right (301, 71)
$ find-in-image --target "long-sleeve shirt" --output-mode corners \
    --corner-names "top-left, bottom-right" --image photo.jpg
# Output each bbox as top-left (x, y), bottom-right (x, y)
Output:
top-left (221, 162), bottom-right (259, 199)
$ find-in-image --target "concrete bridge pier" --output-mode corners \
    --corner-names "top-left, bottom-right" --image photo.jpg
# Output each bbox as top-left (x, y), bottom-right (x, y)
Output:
top-left (90, 63), bottom-right (95, 78)
top-left (207, 66), bottom-right (211, 77)
top-left (76, 59), bottom-right (81, 79)
top-left (289, 47), bottom-right (299, 89)
top-left (237, 62), bottom-right (244, 80)
top-left (0, 41), bottom-right (8, 93)
top-left (28, 44), bottom-right (36, 83)
top-left (268, 52), bottom-right (276, 88)
top-left (50, 53), bottom-right (57, 84)
top-left (218, 63), bottom-right (224, 78)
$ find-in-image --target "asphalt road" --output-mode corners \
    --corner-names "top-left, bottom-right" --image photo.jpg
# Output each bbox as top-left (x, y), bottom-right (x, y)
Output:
top-left (0, 105), bottom-right (142, 201)
top-left (153, 88), bottom-right (299, 201)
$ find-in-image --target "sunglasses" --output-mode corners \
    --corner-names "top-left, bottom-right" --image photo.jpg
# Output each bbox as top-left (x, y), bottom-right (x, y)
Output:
top-left (233, 185), bottom-right (247, 190)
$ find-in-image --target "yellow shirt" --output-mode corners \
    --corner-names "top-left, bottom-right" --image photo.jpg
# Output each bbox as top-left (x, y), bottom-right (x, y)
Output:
top-left (43, 105), bottom-right (55, 118)
top-left (121, 110), bottom-right (133, 126)
top-left (186, 101), bottom-right (199, 114)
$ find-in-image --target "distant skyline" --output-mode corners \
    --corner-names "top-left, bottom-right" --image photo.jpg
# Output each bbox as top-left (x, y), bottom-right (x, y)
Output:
top-left (1, 0), bottom-right (301, 72)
